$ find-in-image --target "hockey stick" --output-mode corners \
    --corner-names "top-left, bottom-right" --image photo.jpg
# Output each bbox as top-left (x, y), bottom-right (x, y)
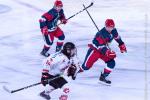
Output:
top-left (58, 2), bottom-right (93, 25)
top-left (83, 4), bottom-right (99, 31)
top-left (3, 82), bottom-right (41, 93)
top-left (67, 2), bottom-right (93, 20)
top-left (83, 4), bottom-right (110, 49)
top-left (3, 75), bottom-right (61, 93)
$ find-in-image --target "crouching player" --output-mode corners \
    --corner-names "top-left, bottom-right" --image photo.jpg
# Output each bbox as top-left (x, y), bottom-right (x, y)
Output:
top-left (40, 42), bottom-right (81, 100)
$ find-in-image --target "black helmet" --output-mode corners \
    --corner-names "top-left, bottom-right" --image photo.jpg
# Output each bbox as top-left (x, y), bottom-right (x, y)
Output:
top-left (62, 42), bottom-right (76, 59)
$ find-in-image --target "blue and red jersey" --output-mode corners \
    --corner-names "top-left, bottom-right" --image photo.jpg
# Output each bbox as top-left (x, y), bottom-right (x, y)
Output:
top-left (39, 8), bottom-right (66, 31)
top-left (91, 27), bottom-right (124, 54)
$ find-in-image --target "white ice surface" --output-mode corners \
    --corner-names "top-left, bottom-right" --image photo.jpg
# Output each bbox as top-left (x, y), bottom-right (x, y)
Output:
top-left (0, 0), bottom-right (150, 100)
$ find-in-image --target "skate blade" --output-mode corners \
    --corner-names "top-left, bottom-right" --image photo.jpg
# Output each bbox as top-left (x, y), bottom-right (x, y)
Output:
top-left (39, 94), bottom-right (51, 100)
top-left (98, 81), bottom-right (111, 86)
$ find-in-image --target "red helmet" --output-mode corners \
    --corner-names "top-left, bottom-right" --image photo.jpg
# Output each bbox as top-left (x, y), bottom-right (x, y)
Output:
top-left (105, 19), bottom-right (115, 28)
top-left (54, 0), bottom-right (63, 7)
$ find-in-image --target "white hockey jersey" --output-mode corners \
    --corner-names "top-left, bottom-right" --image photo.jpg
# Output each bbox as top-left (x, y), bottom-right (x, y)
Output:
top-left (42, 52), bottom-right (80, 76)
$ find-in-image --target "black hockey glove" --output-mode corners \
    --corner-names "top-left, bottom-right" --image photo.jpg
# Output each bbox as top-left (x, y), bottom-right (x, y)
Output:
top-left (41, 73), bottom-right (50, 86)
top-left (67, 64), bottom-right (77, 80)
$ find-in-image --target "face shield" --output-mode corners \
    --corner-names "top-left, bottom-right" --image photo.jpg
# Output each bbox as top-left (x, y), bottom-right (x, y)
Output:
top-left (55, 6), bottom-right (63, 12)
top-left (105, 26), bottom-right (114, 33)
top-left (66, 47), bottom-right (77, 57)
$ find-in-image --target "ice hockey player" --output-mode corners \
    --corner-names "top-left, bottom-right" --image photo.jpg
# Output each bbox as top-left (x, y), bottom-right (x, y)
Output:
top-left (40, 42), bottom-right (81, 100)
top-left (81, 19), bottom-right (127, 85)
top-left (39, 0), bottom-right (68, 57)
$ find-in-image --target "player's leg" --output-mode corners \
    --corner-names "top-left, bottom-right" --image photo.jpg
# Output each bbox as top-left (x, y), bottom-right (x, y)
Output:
top-left (40, 85), bottom-right (54, 100)
top-left (82, 48), bottom-right (99, 70)
top-left (49, 76), bottom-right (68, 100)
top-left (99, 55), bottom-right (116, 84)
top-left (103, 59), bottom-right (115, 78)
top-left (40, 75), bottom-right (67, 100)
top-left (59, 83), bottom-right (70, 100)
top-left (41, 33), bottom-right (54, 57)
top-left (54, 27), bottom-right (65, 52)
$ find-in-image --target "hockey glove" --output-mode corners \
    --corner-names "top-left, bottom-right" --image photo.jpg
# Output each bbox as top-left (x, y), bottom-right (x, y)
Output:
top-left (67, 64), bottom-right (77, 80)
top-left (61, 19), bottom-right (67, 24)
top-left (41, 72), bottom-right (50, 86)
top-left (41, 26), bottom-right (48, 35)
top-left (78, 67), bottom-right (84, 73)
top-left (119, 43), bottom-right (127, 53)
top-left (105, 49), bottom-right (116, 59)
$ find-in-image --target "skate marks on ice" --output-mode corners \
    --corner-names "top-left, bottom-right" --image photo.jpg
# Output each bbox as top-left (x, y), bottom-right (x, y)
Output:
top-left (0, 29), bottom-right (39, 41)
top-left (12, 0), bottom-right (44, 12)
top-left (0, 65), bottom-right (39, 78)
top-left (75, 68), bottom-right (150, 91)
top-left (0, 82), bottom-right (9, 84)
top-left (0, 4), bottom-right (12, 14)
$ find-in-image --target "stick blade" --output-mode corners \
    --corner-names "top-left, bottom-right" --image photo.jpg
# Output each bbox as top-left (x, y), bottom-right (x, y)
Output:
top-left (91, 2), bottom-right (94, 6)
top-left (3, 86), bottom-right (12, 93)
top-left (84, 2), bottom-right (94, 8)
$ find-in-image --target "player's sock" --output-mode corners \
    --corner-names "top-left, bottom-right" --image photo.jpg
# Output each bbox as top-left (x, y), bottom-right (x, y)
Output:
top-left (56, 42), bottom-right (63, 52)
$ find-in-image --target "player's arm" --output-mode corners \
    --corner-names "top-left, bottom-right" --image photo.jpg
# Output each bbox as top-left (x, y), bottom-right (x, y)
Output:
top-left (39, 11), bottom-right (54, 34)
top-left (41, 58), bottom-right (56, 86)
top-left (39, 11), bottom-right (54, 28)
top-left (112, 29), bottom-right (127, 53)
top-left (67, 56), bottom-right (83, 80)
top-left (41, 61), bottom-right (50, 86)
top-left (59, 9), bottom-right (67, 24)
top-left (92, 33), bottom-right (116, 59)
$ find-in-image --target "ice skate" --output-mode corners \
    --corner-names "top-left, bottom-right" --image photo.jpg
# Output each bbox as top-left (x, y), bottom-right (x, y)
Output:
top-left (99, 73), bottom-right (111, 85)
top-left (40, 91), bottom-right (51, 100)
top-left (40, 49), bottom-right (50, 57)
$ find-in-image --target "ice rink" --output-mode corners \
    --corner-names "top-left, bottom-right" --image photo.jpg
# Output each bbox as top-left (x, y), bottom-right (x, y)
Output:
top-left (0, 0), bottom-right (150, 100)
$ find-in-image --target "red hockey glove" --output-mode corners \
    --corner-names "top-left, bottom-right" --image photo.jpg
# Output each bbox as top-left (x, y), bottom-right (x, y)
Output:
top-left (41, 26), bottom-right (48, 35)
top-left (105, 49), bottom-right (116, 59)
top-left (61, 19), bottom-right (67, 24)
top-left (78, 67), bottom-right (84, 73)
top-left (119, 44), bottom-right (127, 53)
top-left (41, 72), bottom-right (50, 86)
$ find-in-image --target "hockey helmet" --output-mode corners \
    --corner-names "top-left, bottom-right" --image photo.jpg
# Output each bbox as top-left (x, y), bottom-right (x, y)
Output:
top-left (54, 0), bottom-right (63, 7)
top-left (105, 19), bottom-right (115, 28)
top-left (62, 42), bottom-right (76, 59)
